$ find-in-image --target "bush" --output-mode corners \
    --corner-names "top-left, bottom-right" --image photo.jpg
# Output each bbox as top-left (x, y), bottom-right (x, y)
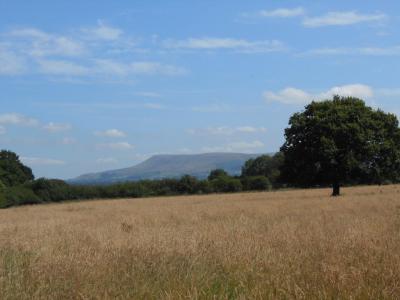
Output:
top-left (210, 177), bottom-right (242, 193)
top-left (27, 178), bottom-right (71, 202)
top-left (208, 169), bottom-right (229, 181)
top-left (241, 176), bottom-right (272, 191)
top-left (0, 186), bottom-right (42, 208)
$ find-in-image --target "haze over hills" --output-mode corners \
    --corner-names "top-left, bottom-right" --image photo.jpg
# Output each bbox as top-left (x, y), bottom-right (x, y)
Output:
top-left (70, 153), bottom-right (262, 184)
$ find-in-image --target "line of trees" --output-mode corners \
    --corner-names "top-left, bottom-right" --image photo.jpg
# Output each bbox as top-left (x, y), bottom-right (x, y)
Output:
top-left (0, 150), bottom-right (281, 208)
top-left (2, 96), bottom-right (400, 208)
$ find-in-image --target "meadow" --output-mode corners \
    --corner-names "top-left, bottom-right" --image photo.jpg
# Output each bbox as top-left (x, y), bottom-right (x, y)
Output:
top-left (0, 185), bottom-right (400, 299)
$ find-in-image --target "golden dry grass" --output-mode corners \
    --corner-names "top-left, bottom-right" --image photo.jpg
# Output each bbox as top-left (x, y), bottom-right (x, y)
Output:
top-left (1, 185), bottom-right (400, 299)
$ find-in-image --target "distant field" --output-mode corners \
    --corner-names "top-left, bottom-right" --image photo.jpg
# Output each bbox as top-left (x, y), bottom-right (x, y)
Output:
top-left (1, 185), bottom-right (400, 299)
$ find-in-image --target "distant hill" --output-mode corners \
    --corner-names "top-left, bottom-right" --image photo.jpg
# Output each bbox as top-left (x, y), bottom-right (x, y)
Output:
top-left (69, 153), bottom-right (262, 185)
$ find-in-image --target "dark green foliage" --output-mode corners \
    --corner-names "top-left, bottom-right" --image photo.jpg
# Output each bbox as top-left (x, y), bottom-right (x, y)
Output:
top-left (178, 175), bottom-right (200, 194)
top-left (210, 177), bottom-right (242, 193)
top-left (0, 150), bottom-right (34, 187)
top-left (208, 169), bottom-right (228, 181)
top-left (0, 180), bottom-right (5, 207)
top-left (241, 153), bottom-right (283, 187)
top-left (241, 176), bottom-right (272, 191)
top-left (26, 178), bottom-right (71, 202)
top-left (0, 186), bottom-right (41, 208)
top-left (280, 96), bottom-right (400, 195)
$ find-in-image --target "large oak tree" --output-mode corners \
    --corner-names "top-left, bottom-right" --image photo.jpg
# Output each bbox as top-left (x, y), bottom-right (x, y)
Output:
top-left (280, 96), bottom-right (400, 196)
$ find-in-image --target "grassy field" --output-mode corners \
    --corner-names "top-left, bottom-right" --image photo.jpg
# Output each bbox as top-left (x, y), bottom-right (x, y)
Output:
top-left (0, 185), bottom-right (400, 299)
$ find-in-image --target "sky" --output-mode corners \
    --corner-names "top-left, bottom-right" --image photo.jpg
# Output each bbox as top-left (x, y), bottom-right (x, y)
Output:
top-left (1, 0), bottom-right (399, 179)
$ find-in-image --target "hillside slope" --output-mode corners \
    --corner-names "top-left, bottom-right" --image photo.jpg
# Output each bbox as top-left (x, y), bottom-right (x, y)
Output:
top-left (70, 152), bottom-right (261, 184)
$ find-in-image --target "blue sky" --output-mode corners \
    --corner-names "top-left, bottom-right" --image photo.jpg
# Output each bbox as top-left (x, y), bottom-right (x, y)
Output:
top-left (1, 0), bottom-right (399, 179)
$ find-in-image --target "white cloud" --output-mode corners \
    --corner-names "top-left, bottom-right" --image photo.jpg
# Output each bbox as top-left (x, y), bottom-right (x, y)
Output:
top-left (320, 84), bottom-right (374, 99)
top-left (96, 157), bottom-right (118, 164)
top-left (202, 140), bottom-right (264, 153)
top-left (303, 11), bottom-right (386, 27)
top-left (187, 126), bottom-right (266, 136)
top-left (9, 28), bottom-right (84, 57)
top-left (264, 87), bottom-right (311, 105)
top-left (94, 59), bottom-right (128, 76)
top-left (98, 142), bottom-right (134, 150)
top-left (2, 26), bottom-right (185, 78)
top-left (163, 37), bottom-right (285, 53)
top-left (0, 126), bottom-right (5, 135)
top-left (0, 113), bottom-right (39, 126)
top-left (264, 84), bottom-right (374, 105)
top-left (95, 59), bottom-right (187, 76)
top-left (43, 122), bottom-right (72, 132)
top-left (21, 157), bottom-right (66, 166)
top-left (259, 7), bottom-right (305, 18)
top-left (130, 62), bottom-right (187, 76)
top-left (236, 126), bottom-right (267, 133)
top-left (37, 59), bottom-right (90, 76)
top-left (81, 21), bottom-right (122, 41)
top-left (0, 48), bottom-right (26, 75)
top-left (95, 129), bottom-right (126, 138)
top-left (306, 46), bottom-right (400, 56)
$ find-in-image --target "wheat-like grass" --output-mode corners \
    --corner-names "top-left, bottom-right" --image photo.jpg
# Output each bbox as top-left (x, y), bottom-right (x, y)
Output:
top-left (1, 185), bottom-right (400, 299)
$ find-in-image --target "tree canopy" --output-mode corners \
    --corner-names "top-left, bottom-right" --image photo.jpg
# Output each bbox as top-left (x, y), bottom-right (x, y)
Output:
top-left (241, 152), bottom-right (283, 186)
top-left (280, 96), bottom-right (400, 196)
top-left (0, 150), bottom-right (34, 187)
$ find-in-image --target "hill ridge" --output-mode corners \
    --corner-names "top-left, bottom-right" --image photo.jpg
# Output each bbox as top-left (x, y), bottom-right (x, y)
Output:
top-left (70, 152), bottom-right (262, 184)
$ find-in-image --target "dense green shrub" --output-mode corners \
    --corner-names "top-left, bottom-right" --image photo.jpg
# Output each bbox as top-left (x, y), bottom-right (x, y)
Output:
top-left (241, 152), bottom-right (283, 188)
top-left (208, 169), bottom-right (228, 181)
top-left (210, 177), bottom-right (242, 193)
top-left (0, 150), bottom-right (34, 187)
top-left (241, 176), bottom-right (272, 191)
top-left (26, 178), bottom-right (71, 202)
top-left (0, 186), bottom-right (42, 208)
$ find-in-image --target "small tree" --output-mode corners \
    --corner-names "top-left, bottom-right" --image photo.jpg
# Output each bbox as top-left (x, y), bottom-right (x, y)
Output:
top-left (0, 150), bottom-right (34, 187)
top-left (242, 176), bottom-right (271, 191)
top-left (208, 169), bottom-right (228, 181)
top-left (280, 96), bottom-right (400, 196)
top-left (241, 153), bottom-right (283, 187)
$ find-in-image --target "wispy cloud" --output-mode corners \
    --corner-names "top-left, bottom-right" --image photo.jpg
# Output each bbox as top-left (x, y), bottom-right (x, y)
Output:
top-left (96, 157), bottom-right (118, 164)
top-left (43, 122), bottom-right (72, 132)
top-left (163, 37), bottom-right (285, 53)
top-left (0, 126), bottom-right (6, 135)
top-left (202, 140), bottom-right (264, 153)
top-left (143, 103), bottom-right (165, 110)
top-left (0, 113), bottom-right (39, 126)
top-left (1, 25), bottom-right (186, 78)
top-left (187, 126), bottom-right (266, 136)
top-left (37, 59), bottom-right (90, 76)
top-left (81, 21), bottom-right (123, 41)
top-left (34, 59), bottom-right (187, 77)
top-left (9, 27), bottom-right (85, 57)
top-left (0, 47), bottom-right (26, 75)
top-left (21, 157), bottom-right (66, 166)
top-left (129, 61), bottom-right (187, 75)
top-left (134, 91), bottom-right (161, 98)
top-left (305, 46), bottom-right (400, 56)
top-left (258, 7), bottom-right (305, 18)
top-left (303, 11), bottom-right (386, 27)
top-left (264, 84), bottom-right (374, 105)
top-left (95, 129), bottom-right (126, 138)
top-left (97, 142), bottom-right (134, 150)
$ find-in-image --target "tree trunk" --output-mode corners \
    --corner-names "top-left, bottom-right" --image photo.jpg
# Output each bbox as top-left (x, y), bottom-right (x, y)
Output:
top-left (332, 182), bottom-right (340, 197)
